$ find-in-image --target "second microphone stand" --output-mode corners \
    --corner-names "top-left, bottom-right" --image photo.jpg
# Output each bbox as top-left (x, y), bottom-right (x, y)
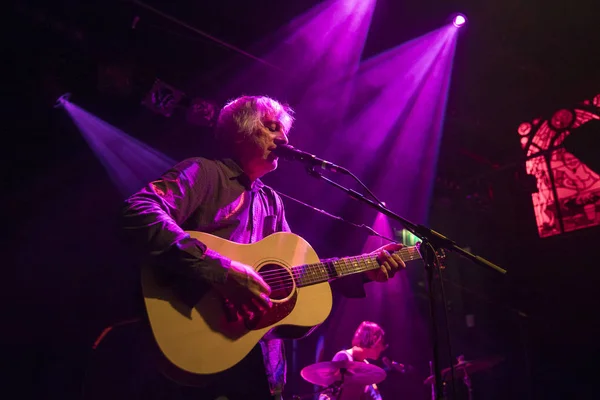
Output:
top-left (305, 167), bottom-right (506, 400)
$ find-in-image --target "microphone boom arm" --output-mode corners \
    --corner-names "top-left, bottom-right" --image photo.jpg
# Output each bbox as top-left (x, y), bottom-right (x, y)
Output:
top-left (304, 166), bottom-right (506, 400)
top-left (305, 168), bottom-right (506, 274)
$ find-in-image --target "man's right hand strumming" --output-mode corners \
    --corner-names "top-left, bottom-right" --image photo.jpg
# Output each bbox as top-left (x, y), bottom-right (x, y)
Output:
top-left (215, 260), bottom-right (272, 324)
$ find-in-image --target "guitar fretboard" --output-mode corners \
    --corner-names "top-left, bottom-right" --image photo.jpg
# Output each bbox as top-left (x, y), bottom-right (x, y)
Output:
top-left (291, 246), bottom-right (421, 288)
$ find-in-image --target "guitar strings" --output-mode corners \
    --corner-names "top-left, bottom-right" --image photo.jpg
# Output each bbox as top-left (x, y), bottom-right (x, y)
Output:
top-left (256, 247), bottom-right (420, 280)
top-left (265, 253), bottom-right (417, 292)
top-left (257, 248), bottom-right (422, 292)
top-left (265, 257), bottom-right (416, 292)
top-left (256, 247), bottom-right (420, 282)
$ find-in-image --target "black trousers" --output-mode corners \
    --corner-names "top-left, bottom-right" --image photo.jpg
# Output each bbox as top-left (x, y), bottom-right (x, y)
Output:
top-left (83, 321), bottom-right (273, 400)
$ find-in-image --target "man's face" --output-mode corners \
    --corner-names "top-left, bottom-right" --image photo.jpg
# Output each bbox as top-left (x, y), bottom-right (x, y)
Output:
top-left (235, 115), bottom-right (289, 179)
top-left (368, 336), bottom-right (388, 360)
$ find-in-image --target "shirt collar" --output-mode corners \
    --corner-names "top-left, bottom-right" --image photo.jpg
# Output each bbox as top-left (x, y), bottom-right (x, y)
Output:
top-left (221, 158), bottom-right (264, 192)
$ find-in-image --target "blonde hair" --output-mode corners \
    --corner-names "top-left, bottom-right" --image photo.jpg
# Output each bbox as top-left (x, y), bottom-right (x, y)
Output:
top-left (215, 95), bottom-right (294, 146)
top-left (351, 321), bottom-right (385, 349)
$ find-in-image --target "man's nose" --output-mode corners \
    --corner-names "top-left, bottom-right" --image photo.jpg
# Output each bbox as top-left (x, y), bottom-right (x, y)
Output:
top-left (274, 132), bottom-right (289, 145)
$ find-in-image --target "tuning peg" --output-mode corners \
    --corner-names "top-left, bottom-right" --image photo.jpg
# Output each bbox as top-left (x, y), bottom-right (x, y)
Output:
top-left (436, 249), bottom-right (447, 270)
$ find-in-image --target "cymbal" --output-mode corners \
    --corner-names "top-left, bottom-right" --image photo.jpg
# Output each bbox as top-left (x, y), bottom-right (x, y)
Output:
top-left (301, 360), bottom-right (386, 387)
top-left (424, 356), bottom-right (504, 385)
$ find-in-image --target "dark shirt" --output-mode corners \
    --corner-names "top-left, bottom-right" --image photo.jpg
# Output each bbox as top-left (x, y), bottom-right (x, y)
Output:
top-left (122, 156), bottom-right (366, 397)
top-left (122, 157), bottom-right (289, 285)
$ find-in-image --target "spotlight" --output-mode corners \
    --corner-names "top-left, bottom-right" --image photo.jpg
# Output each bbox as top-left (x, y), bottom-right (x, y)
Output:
top-left (54, 92), bottom-right (72, 108)
top-left (452, 14), bottom-right (467, 28)
top-left (186, 97), bottom-right (218, 127)
top-left (141, 79), bottom-right (185, 117)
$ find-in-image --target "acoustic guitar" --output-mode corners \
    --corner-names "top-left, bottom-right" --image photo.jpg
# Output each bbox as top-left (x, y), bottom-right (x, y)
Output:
top-left (141, 231), bottom-right (422, 385)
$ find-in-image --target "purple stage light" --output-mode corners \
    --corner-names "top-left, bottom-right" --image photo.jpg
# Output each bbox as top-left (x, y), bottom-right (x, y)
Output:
top-left (453, 14), bottom-right (466, 28)
top-left (54, 92), bottom-right (72, 108)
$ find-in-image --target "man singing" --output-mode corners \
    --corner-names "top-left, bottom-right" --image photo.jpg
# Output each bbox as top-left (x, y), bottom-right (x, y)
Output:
top-left (120, 95), bottom-right (406, 400)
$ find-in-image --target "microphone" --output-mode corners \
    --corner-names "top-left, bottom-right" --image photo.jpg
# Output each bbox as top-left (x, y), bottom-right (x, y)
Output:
top-left (382, 357), bottom-right (414, 374)
top-left (272, 144), bottom-right (348, 174)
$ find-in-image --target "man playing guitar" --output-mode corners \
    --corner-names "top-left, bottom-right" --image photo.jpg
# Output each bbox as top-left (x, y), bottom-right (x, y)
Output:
top-left (118, 95), bottom-right (406, 400)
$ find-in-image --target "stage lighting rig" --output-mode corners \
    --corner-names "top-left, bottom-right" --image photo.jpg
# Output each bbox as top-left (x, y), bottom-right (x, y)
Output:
top-left (141, 79), bottom-right (185, 117)
top-left (452, 13), bottom-right (467, 28)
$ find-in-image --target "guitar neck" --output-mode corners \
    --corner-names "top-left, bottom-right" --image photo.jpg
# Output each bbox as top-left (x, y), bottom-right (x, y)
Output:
top-left (292, 246), bottom-right (421, 288)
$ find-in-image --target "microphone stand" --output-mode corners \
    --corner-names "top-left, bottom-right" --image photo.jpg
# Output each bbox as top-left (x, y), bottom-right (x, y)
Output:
top-left (305, 168), bottom-right (506, 400)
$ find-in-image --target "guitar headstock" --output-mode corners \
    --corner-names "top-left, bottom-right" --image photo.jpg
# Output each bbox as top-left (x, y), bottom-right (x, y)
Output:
top-left (414, 242), bottom-right (447, 270)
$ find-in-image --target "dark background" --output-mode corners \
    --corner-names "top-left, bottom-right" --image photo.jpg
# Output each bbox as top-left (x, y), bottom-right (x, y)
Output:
top-left (5, 0), bottom-right (600, 399)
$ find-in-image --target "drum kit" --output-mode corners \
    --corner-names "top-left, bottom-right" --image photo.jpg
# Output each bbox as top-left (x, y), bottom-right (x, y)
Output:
top-left (295, 355), bottom-right (504, 399)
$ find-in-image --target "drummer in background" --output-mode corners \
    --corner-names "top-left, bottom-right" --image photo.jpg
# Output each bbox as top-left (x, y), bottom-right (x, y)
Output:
top-left (318, 321), bottom-right (388, 400)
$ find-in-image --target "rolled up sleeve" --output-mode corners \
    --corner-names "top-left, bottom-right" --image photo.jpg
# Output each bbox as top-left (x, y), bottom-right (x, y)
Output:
top-left (122, 158), bottom-right (230, 285)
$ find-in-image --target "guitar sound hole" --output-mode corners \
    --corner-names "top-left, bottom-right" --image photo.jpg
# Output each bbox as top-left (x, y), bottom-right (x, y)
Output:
top-left (258, 264), bottom-right (294, 301)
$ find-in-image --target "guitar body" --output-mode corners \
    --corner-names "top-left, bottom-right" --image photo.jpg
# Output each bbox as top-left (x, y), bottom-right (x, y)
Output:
top-left (141, 231), bottom-right (333, 385)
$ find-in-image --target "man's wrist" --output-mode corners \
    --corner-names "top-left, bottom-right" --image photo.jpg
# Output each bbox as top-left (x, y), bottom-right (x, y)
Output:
top-left (203, 248), bottom-right (232, 283)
